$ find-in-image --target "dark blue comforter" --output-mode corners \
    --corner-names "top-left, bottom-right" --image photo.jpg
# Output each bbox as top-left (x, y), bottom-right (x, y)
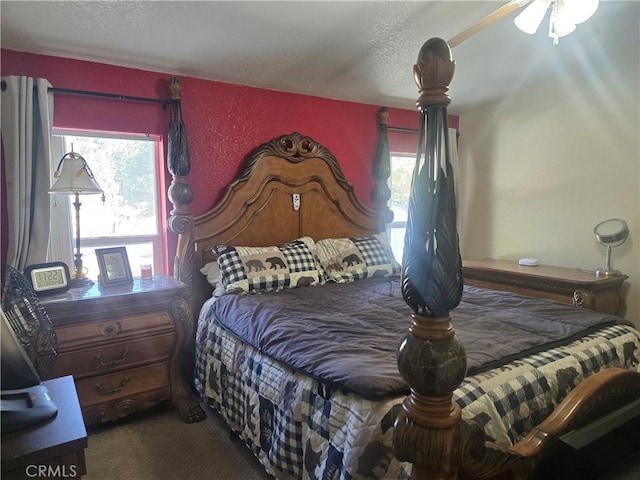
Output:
top-left (210, 277), bottom-right (626, 398)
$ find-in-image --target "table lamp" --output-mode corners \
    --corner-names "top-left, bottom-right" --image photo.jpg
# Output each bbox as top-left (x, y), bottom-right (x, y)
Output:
top-left (49, 148), bottom-right (104, 286)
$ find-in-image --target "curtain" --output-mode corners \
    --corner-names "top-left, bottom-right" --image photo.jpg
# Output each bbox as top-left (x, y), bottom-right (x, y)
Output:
top-left (47, 135), bottom-right (74, 267)
top-left (1, 76), bottom-right (54, 270)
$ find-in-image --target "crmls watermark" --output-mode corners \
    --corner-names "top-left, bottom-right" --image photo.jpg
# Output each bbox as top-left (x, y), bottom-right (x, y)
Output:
top-left (25, 464), bottom-right (78, 478)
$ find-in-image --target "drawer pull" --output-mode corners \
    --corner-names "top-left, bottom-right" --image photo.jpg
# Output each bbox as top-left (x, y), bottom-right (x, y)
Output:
top-left (95, 377), bottom-right (130, 395)
top-left (96, 349), bottom-right (129, 367)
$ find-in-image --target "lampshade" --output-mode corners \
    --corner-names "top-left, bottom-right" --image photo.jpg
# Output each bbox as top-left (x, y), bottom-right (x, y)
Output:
top-left (49, 152), bottom-right (103, 195)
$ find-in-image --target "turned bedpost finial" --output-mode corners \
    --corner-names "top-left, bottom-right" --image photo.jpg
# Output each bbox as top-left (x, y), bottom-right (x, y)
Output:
top-left (393, 37), bottom-right (465, 480)
top-left (414, 37), bottom-right (455, 109)
top-left (169, 75), bottom-right (183, 100)
top-left (372, 107), bottom-right (393, 232)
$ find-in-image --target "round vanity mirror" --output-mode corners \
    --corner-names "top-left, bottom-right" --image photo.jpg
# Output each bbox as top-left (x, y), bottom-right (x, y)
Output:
top-left (594, 218), bottom-right (629, 246)
top-left (593, 218), bottom-right (629, 277)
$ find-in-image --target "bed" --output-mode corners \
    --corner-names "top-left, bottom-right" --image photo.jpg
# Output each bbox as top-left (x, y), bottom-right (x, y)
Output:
top-left (166, 39), bottom-right (640, 480)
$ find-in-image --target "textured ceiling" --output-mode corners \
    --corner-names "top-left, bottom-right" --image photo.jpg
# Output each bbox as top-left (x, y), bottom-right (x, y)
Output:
top-left (1, 1), bottom-right (638, 114)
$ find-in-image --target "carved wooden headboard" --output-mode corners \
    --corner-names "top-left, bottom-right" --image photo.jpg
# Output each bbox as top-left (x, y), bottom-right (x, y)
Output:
top-left (168, 129), bottom-right (390, 312)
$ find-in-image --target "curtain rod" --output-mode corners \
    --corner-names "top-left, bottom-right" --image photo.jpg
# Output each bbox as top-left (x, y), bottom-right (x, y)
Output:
top-left (49, 87), bottom-right (170, 106)
top-left (0, 80), bottom-right (170, 106)
top-left (388, 126), bottom-right (420, 133)
top-left (388, 126), bottom-right (459, 136)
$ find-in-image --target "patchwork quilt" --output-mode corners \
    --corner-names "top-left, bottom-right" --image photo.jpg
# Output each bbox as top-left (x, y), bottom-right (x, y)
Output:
top-left (194, 282), bottom-right (640, 480)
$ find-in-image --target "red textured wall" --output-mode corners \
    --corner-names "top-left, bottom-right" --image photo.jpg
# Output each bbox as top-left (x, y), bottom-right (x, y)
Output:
top-left (1, 49), bottom-right (457, 271)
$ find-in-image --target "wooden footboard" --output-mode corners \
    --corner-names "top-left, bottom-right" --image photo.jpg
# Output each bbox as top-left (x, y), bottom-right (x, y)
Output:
top-left (455, 368), bottom-right (640, 480)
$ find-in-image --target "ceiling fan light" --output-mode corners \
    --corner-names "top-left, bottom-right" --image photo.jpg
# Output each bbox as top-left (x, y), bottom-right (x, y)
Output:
top-left (563, 0), bottom-right (599, 24)
top-left (514, 0), bottom-right (551, 34)
top-left (549, 2), bottom-right (577, 39)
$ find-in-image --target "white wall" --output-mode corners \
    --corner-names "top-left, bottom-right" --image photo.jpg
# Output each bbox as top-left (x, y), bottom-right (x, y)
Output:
top-left (457, 46), bottom-right (639, 326)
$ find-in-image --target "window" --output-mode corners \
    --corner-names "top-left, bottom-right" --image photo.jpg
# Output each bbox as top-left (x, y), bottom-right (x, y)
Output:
top-left (51, 132), bottom-right (165, 279)
top-left (387, 127), bottom-right (460, 263)
top-left (388, 155), bottom-right (414, 262)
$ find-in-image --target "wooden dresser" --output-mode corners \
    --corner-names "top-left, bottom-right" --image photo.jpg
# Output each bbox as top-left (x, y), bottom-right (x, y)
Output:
top-left (41, 275), bottom-right (204, 425)
top-left (462, 259), bottom-right (628, 316)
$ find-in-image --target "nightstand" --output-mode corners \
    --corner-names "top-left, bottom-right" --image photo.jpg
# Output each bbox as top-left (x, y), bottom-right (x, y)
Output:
top-left (462, 259), bottom-right (627, 316)
top-left (40, 275), bottom-right (205, 425)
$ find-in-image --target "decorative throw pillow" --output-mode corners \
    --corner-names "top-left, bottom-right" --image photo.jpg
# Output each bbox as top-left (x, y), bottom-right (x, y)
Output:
top-left (316, 232), bottom-right (401, 283)
top-left (213, 237), bottom-right (322, 294)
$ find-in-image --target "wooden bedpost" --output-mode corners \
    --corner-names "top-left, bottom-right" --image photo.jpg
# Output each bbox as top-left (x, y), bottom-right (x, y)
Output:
top-left (392, 38), bottom-right (466, 479)
top-left (167, 77), bottom-right (195, 291)
top-left (372, 107), bottom-right (393, 233)
top-left (166, 77), bottom-right (206, 423)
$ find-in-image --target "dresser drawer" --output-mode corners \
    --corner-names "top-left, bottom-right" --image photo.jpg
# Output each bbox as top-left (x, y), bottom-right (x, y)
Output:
top-left (51, 333), bottom-right (175, 379)
top-left (75, 363), bottom-right (170, 407)
top-left (81, 388), bottom-right (172, 425)
top-left (55, 312), bottom-right (175, 348)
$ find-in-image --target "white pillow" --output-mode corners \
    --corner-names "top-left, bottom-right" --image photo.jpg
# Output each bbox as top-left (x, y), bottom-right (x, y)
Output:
top-left (200, 261), bottom-right (221, 286)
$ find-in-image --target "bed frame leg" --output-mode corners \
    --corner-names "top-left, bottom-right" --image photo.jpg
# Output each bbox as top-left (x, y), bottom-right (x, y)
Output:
top-left (393, 314), bottom-right (466, 480)
top-left (394, 394), bottom-right (461, 480)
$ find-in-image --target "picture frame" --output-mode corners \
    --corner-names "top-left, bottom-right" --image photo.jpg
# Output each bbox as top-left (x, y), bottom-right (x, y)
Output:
top-left (95, 247), bottom-right (133, 286)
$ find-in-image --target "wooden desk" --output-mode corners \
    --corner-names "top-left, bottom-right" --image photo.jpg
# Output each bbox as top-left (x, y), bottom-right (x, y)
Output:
top-left (462, 259), bottom-right (628, 316)
top-left (1, 375), bottom-right (88, 479)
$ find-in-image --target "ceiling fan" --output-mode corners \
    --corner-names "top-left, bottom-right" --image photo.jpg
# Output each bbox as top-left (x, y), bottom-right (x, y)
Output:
top-left (448, 0), bottom-right (600, 47)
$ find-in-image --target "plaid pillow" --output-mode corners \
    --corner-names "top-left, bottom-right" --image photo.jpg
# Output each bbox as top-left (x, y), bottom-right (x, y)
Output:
top-left (316, 232), bottom-right (401, 283)
top-left (213, 237), bottom-right (322, 294)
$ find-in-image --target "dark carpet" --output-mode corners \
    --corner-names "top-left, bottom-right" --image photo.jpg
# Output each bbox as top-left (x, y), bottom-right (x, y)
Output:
top-left (84, 404), bottom-right (271, 480)
top-left (83, 403), bottom-right (640, 480)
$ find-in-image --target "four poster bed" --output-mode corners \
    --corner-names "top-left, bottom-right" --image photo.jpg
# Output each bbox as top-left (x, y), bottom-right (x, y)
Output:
top-left (167, 39), bottom-right (640, 480)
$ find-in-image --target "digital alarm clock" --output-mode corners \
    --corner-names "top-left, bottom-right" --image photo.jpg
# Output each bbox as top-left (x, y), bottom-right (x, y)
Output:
top-left (23, 262), bottom-right (72, 296)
